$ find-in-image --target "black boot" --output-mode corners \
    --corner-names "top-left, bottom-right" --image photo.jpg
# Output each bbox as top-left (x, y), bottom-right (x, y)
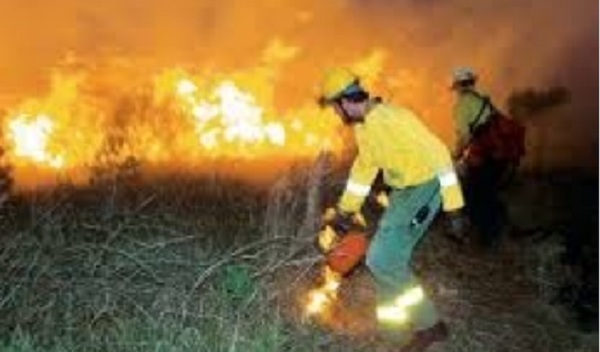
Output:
top-left (399, 321), bottom-right (449, 352)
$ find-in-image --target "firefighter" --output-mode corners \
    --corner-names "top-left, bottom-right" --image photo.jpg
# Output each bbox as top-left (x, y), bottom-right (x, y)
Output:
top-left (451, 67), bottom-right (509, 248)
top-left (319, 67), bottom-right (465, 349)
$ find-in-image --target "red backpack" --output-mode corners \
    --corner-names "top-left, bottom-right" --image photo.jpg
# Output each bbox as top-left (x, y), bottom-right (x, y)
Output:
top-left (463, 93), bottom-right (526, 168)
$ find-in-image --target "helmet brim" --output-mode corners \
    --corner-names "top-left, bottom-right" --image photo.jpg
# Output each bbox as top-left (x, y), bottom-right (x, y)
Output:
top-left (318, 80), bottom-right (363, 107)
top-left (317, 95), bottom-right (337, 108)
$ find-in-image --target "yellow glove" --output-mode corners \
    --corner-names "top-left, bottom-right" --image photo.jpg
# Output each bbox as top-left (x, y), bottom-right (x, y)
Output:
top-left (317, 225), bottom-right (338, 253)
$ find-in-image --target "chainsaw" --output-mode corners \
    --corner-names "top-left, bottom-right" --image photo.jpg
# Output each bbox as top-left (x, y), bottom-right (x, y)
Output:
top-left (317, 192), bottom-right (390, 276)
top-left (317, 215), bottom-right (369, 276)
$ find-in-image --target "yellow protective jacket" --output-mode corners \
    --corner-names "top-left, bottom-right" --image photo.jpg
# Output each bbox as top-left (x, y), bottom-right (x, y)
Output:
top-left (452, 89), bottom-right (494, 156)
top-left (339, 102), bottom-right (464, 213)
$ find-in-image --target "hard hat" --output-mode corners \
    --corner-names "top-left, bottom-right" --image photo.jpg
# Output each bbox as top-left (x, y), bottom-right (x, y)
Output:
top-left (320, 67), bottom-right (359, 103)
top-left (452, 67), bottom-right (477, 87)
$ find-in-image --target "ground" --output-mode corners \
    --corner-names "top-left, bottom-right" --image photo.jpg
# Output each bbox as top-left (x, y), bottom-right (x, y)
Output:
top-left (270, 170), bottom-right (599, 351)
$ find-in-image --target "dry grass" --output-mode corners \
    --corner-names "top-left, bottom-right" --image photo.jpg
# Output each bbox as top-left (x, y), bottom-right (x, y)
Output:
top-left (0, 160), bottom-right (597, 351)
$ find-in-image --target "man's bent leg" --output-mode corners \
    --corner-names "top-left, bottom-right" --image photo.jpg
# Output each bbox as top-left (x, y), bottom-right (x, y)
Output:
top-left (366, 180), bottom-right (442, 335)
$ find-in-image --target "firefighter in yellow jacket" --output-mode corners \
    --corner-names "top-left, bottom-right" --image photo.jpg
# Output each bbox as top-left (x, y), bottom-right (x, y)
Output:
top-left (320, 68), bottom-right (465, 348)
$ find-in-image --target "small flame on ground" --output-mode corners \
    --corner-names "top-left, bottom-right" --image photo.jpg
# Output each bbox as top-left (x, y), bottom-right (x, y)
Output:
top-left (305, 265), bottom-right (342, 317)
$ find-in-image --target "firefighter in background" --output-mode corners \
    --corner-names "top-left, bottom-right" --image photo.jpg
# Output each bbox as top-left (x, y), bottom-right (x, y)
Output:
top-left (319, 67), bottom-right (465, 349)
top-left (451, 67), bottom-right (511, 248)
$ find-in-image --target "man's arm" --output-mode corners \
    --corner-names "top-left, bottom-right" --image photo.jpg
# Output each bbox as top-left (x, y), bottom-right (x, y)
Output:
top-left (452, 98), bottom-right (473, 159)
top-left (338, 150), bottom-right (379, 214)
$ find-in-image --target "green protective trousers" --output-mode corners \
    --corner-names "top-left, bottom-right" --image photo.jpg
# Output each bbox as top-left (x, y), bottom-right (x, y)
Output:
top-left (366, 177), bottom-right (442, 332)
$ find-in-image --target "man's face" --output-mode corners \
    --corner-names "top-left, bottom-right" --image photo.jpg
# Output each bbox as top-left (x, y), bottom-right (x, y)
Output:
top-left (332, 98), bottom-right (365, 125)
top-left (453, 80), bottom-right (475, 94)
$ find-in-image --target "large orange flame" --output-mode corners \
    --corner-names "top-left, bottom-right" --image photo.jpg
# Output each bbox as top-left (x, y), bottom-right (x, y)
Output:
top-left (1, 46), bottom-right (394, 188)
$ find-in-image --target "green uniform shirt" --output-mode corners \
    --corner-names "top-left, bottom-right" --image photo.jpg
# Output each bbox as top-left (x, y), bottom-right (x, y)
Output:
top-left (452, 89), bottom-right (494, 155)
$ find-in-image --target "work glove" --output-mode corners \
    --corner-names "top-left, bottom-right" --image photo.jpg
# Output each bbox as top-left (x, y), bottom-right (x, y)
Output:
top-left (319, 207), bottom-right (366, 253)
top-left (322, 207), bottom-right (354, 234)
top-left (444, 210), bottom-right (468, 244)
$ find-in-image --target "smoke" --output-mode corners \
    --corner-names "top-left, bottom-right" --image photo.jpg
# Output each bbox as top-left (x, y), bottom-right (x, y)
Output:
top-left (0, 0), bottom-right (596, 168)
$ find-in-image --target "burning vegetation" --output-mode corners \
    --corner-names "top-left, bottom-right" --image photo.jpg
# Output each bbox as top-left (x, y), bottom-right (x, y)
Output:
top-left (1, 53), bottom-right (353, 189)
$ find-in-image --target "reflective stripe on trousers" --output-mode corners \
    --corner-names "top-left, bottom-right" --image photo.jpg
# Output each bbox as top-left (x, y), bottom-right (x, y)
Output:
top-left (366, 178), bottom-right (442, 330)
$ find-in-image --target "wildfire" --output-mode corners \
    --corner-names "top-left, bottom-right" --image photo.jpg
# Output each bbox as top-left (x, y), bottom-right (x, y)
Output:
top-left (0, 46), bottom-right (391, 187)
top-left (0, 64), bottom-right (344, 188)
top-left (305, 265), bottom-right (342, 317)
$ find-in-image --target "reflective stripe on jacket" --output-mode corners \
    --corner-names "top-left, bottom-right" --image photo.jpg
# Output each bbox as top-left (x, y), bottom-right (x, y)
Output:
top-left (339, 103), bottom-right (464, 213)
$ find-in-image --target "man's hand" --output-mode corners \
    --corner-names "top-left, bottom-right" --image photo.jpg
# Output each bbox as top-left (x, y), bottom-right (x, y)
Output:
top-left (322, 207), bottom-right (366, 235)
top-left (454, 158), bottom-right (467, 179)
top-left (445, 210), bottom-right (468, 243)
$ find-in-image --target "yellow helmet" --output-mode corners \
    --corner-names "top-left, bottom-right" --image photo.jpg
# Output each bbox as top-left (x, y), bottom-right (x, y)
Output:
top-left (320, 67), bottom-right (359, 102)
